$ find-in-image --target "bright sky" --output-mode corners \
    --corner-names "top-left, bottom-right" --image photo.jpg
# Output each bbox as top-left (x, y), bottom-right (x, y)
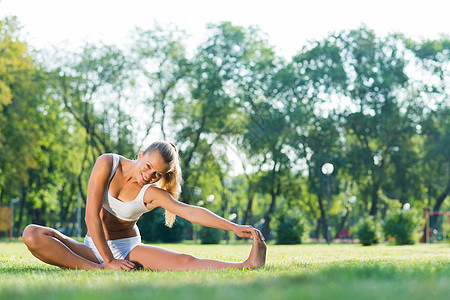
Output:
top-left (1, 0), bottom-right (449, 59)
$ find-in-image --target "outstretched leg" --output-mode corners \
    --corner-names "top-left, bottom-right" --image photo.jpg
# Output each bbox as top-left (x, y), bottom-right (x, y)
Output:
top-left (128, 233), bottom-right (267, 271)
top-left (22, 224), bottom-right (102, 270)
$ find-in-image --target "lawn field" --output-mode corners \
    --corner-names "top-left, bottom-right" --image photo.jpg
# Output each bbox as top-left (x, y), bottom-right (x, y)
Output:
top-left (0, 241), bottom-right (449, 300)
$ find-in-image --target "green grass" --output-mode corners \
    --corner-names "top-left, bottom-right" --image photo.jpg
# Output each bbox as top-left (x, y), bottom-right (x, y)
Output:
top-left (0, 241), bottom-right (449, 300)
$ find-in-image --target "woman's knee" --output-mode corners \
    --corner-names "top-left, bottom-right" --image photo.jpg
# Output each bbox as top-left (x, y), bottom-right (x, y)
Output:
top-left (22, 224), bottom-right (46, 249)
top-left (176, 253), bottom-right (196, 266)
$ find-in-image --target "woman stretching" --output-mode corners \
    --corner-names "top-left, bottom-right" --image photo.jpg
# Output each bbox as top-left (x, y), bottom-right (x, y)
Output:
top-left (22, 141), bottom-right (267, 271)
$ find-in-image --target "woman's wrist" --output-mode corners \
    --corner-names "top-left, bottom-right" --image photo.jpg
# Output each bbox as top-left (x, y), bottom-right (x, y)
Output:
top-left (104, 256), bottom-right (115, 264)
top-left (228, 222), bottom-right (240, 233)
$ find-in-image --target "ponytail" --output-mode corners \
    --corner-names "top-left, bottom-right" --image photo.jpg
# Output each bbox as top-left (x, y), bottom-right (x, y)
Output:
top-left (160, 155), bottom-right (182, 227)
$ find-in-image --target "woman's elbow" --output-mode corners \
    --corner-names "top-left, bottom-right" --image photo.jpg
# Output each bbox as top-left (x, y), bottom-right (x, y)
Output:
top-left (84, 212), bottom-right (100, 226)
top-left (182, 205), bottom-right (200, 223)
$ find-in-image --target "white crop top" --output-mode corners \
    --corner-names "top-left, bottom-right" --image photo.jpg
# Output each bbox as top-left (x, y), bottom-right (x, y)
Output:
top-left (102, 154), bottom-right (151, 221)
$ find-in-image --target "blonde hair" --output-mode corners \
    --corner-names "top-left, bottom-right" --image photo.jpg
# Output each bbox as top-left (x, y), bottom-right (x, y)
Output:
top-left (143, 141), bottom-right (182, 227)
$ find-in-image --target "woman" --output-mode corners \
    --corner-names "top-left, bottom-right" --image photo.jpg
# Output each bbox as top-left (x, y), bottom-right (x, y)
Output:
top-left (22, 141), bottom-right (266, 271)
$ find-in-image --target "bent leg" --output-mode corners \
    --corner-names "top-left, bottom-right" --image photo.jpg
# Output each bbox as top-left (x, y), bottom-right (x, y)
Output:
top-left (22, 224), bottom-right (102, 270)
top-left (127, 236), bottom-right (266, 271)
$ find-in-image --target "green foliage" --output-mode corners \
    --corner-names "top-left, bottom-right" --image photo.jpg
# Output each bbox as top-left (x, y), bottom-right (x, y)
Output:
top-left (274, 208), bottom-right (305, 244)
top-left (356, 216), bottom-right (379, 246)
top-left (1, 15), bottom-right (449, 243)
top-left (199, 226), bottom-right (223, 244)
top-left (137, 208), bottom-right (189, 243)
top-left (383, 209), bottom-right (420, 245)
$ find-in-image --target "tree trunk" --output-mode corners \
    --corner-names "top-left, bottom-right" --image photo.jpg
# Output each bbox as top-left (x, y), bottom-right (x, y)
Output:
top-left (15, 185), bottom-right (27, 237)
top-left (242, 161), bottom-right (259, 226)
top-left (218, 173), bottom-right (228, 216)
top-left (335, 209), bottom-right (349, 239)
top-left (242, 187), bottom-right (255, 225)
top-left (261, 167), bottom-right (280, 240)
top-left (317, 194), bottom-right (330, 242)
top-left (61, 183), bottom-right (68, 226)
top-left (261, 192), bottom-right (276, 240)
top-left (314, 219), bottom-right (321, 239)
top-left (181, 116), bottom-right (206, 204)
top-left (77, 145), bottom-right (90, 205)
top-left (369, 180), bottom-right (380, 216)
top-left (430, 183), bottom-right (450, 229)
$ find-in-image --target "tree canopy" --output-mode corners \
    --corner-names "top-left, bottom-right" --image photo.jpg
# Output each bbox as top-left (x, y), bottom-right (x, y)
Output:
top-left (1, 16), bottom-right (448, 242)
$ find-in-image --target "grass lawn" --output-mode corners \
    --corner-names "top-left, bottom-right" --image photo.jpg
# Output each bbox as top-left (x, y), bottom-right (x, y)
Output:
top-left (0, 240), bottom-right (449, 300)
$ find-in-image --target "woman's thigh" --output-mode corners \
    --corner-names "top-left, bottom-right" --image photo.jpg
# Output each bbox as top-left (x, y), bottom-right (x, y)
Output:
top-left (55, 232), bottom-right (100, 263)
top-left (27, 224), bottom-right (100, 263)
top-left (127, 244), bottom-right (196, 271)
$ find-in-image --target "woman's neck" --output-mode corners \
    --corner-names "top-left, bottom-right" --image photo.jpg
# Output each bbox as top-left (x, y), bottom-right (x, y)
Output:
top-left (121, 159), bottom-right (138, 184)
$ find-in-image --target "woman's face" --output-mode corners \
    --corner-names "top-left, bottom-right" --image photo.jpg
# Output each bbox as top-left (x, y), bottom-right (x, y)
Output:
top-left (136, 151), bottom-right (169, 185)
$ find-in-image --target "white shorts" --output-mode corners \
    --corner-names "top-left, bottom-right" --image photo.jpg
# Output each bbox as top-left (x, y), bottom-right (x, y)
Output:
top-left (84, 235), bottom-right (143, 263)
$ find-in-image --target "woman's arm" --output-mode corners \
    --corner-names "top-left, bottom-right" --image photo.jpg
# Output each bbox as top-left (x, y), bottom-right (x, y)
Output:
top-left (147, 187), bottom-right (265, 241)
top-left (85, 154), bottom-right (135, 270)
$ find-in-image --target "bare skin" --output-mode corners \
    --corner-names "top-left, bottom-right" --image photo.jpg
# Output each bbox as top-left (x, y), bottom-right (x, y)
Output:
top-left (127, 230), bottom-right (266, 271)
top-left (22, 150), bottom-right (267, 271)
top-left (22, 223), bottom-right (266, 271)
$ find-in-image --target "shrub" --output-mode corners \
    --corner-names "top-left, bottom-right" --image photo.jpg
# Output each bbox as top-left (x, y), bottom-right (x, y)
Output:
top-left (137, 207), bottom-right (188, 243)
top-left (199, 227), bottom-right (222, 244)
top-left (383, 209), bottom-right (419, 245)
top-left (159, 217), bottom-right (189, 243)
top-left (356, 216), bottom-right (379, 246)
top-left (274, 209), bottom-right (305, 245)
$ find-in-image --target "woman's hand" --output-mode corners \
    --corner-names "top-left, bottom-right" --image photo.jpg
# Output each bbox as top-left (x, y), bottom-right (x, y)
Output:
top-left (101, 258), bottom-right (136, 271)
top-left (233, 224), bottom-right (265, 241)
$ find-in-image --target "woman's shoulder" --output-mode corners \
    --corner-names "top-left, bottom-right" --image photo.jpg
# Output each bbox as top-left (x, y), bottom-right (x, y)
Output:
top-left (143, 184), bottom-right (172, 204)
top-left (97, 153), bottom-right (131, 163)
top-left (96, 153), bottom-right (115, 164)
top-left (90, 154), bottom-right (113, 174)
top-left (94, 153), bottom-right (136, 176)
top-left (94, 153), bottom-right (125, 170)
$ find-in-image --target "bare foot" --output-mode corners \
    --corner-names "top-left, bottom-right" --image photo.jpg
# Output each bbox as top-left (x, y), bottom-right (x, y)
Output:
top-left (243, 236), bottom-right (267, 269)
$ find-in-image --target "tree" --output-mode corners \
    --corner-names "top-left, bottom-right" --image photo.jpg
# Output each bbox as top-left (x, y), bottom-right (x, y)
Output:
top-left (131, 24), bottom-right (190, 142)
top-left (46, 43), bottom-right (136, 205)
top-left (405, 37), bottom-right (449, 228)
top-left (338, 27), bottom-right (413, 217)
top-left (173, 22), bottom-right (258, 205)
top-left (419, 106), bottom-right (449, 229)
top-left (0, 17), bottom-right (49, 233)
top-left (271, 33), bottom-right (347, 241)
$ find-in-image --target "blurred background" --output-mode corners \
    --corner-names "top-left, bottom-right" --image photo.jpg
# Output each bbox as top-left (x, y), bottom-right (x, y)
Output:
top-left (0, 0), bottom-right (448, 245)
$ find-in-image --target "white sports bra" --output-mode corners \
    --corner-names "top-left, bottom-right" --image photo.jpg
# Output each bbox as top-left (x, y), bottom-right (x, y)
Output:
top-left (102, 154), bottom-right (151, 221)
